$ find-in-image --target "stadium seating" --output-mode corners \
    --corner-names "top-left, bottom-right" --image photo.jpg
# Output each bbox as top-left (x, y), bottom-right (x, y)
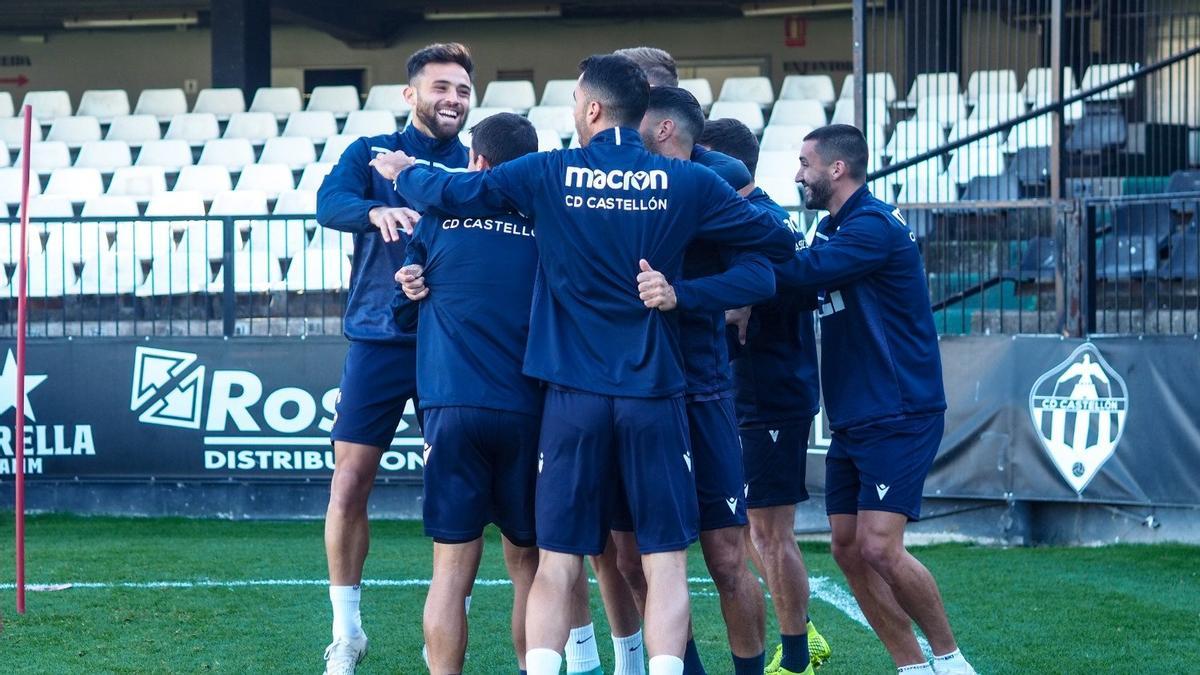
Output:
top-left (45, 221), bottom-right (109, 265)
top-left (136, 139), bottom-right (194, 173)
top-left (250, 87), bottom-right (303, 120)
top-left (947, 117), bottom-right (1006, 149)
top-left (77, 90), bottom-right (131, 122)
top-left (902, 72), bottom-right (961, 107)
top-left (1064, 111), bottom-right (1128, 152)
top-left (1021, 67), bottom-right (1077, 104)
top-left (146, 190), bottom-right (207, 217)
top-left (298, 163), bottom-right (334, 191)
top-left (174, 166), bottom-right (233, 200)
top-left (779, 75), bottom-right (836, 106)
top-left (760, 125), bottom-right (813, 151)
top-left (137, 252), bottom-right (215, 296)
top-left (755, 151), bottom-right (798, 182)
top-left (75, 140), bottom-right (133, 172)
top-left (885, 120), bottom-right (946, 161)
top-left (527, 106), bottom-right (575, 139)
top-left (0, 92), bottom-right (13, 118)
top-left (464, 107), bottom-right (516, 130)
top-left (105, 115), bottom-right (161, 146)
top-left (194, 88), bottom-right (247, 120)
top-left (708, 101), bottom-right (764, 136)
top-left (1080, 63), bottom-right (1136, 100)
top-left (540, 80), bottom-right (577, 107)
top-left (198, 138), bottom-right (257, 171)
top-left (962, 173), bottom-right (1019, 201)
top-left (914, 94), bottom-right (968, 128)
top-left (306, 86), bottom-right (361, 117)
top-left (756, 175), bottom-right (801, 209)
top-left (318, 135), bottom-right (357, 163)
top-left (19, 141), bottom-right (72, 175)
top-left (1031, 91), bottom-right (1084, 123)
top-left (768, 100), bottom-right (826, 128)
top-left (536, 128), bottom-right (564, 152)
top-left (259, 137), bottom-right (317, 170)
top-left (21, 91), bottom-right (73, 122)
top-left (246, 217), bottom-right (309, 261)
top-left (282, 111), bottom-right (339, 141)
top-left (971, 94), bottom-right (1024, 123)
top-left (47, 116), bottom-right (102, 148)
top-left (342, 110), bottom-right (397, 137)
top-left (272, 189), bottom-right (317, 216)
top-left (830, 98), bottom-right (889, 127)
top-left (1160, 229), bottom-right (1199, 280)
top-left (480, 81), bottom-right (536, 115)
top-left (235, 164), bottom-right (295, 198)
top-left (839, 72), bottom-right (898, 105)
top-left (947, 143), bottom-right (1006, 184)
top-left (363, 85), bottom-right (412, 117)
top-left (678, 79), bottom-right (714, 111)
top-left (1007, 147), bottom-right (1050, 185)
top-left (0, 167), bottom-right (41, 205)
top-left (75, 250), bottom-right (143, 295)
top-left (211, 250), bottom-right (283, 293)
top-left (22, 194), bottom-right (75, 218)
top-left (112, 220), bottom-right (175, 261)
top-left (165, 113), bottom-right (221, 146)
top-left (1004, 118), bottom-right (1052, 152)
top-left (894, 162), bottom-right (957, 203)
top-left (134, 88), bottom-right (188, 122)
top-left (107, 166), bottom-right (167, 200)
top-left (718, 77), bottom-right (775, 108)
top-left (1097, 229), bottom-right (1159, 280)
top-left (0, 141), bottom-right (9, 168)
top-left (0, 116), bottom-right (42, 146)
top-left (965, 70), bottom-right (1018, 105)
top-left (81, 194), bottom-right (140, 217)
top-left (44, 167), bottom-right (104, 203)
top-left (284, 248), bottom-right (351, 291)
top-left (223, 112), bottom-right (279, 144)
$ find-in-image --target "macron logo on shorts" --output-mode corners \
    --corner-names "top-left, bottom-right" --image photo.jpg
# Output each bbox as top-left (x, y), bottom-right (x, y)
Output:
top-left (725, 497), bottom-right (738, 514)
top-left (683, 451), bottom-right (692, 472)
top-left (768, 429), bottom-right (780, 443)
top-left (876, 483), bottom-right (891, 500)
top-left (538, 452), bottom-right (544, 474)
top-left (423, 442), bottom-right (431, 464)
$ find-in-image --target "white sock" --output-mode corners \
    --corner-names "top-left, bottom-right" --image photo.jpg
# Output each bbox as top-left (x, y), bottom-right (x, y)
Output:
top-left (932, 649), bottom-right (971, 672)
top-left (527, 648), bottom-right (564, 675)
top-left (647, 655), bottom-right (684, 675)
top-left (565, 623), bottom-right (602, 672)
top-left (329, 584), bottom-right (364, 639)
top-left (898, 663), bottom-right (934, 674)
top-left (613, 630), bottom-right (646, 675)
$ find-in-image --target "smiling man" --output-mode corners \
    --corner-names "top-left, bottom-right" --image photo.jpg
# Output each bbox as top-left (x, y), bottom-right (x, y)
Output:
top-left (314, 42), bottom-right (473, 675)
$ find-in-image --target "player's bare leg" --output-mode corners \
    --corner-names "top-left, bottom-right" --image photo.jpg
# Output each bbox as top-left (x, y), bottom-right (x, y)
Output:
top-left (747, 505), bottom-right (810, 636)
top-left (424, 538), bottom-right (484, 673)
top-left (610, 529), bottom-right (649, 614)
top-left (640, 550), bottom-right (691, 662)
top-left (564, 570), bottom-right (605, 675)
top-left (502, 536), bottom-right (539, 671)
top-left (857, 511), bottom-right (958, 656)
top-left (699, 526), bottom-right (765, 658)
top-left (590, 534), bottom-right (646, 673)
top-left (829, 514), bottom-right (924, 667)
top-left (325, 442), bottom-right (383, 586)
top-left (526, 550), bottom-right (585, 673)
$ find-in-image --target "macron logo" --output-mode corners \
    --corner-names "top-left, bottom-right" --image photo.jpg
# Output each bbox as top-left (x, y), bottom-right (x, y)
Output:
top-left (725, 497), bottom-right (738, 514)
top-left (565, 166), bottom-right (668, 191)
top-left (876, 484), bottom-right (891, 500)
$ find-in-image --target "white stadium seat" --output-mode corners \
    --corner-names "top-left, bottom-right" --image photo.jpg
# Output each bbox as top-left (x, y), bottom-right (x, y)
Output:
top-left (527, 106), bottom-right (575, 140)
top-left (47, 116), bottom-right (102, 148)
top-left (146, 190), bottom-right (207, 217)
top-left (341, 110), bottom-right (397, 138)
top-left (45, 221), bottom-right (109, 265)
top-left (363, 85), bottom-right (412, 118)
top-left (481, 81), bottom-right (536, 114)
top-left (914, 94), bottom-right (967, 127)
top-left (319, 135), bottom-right (358, 163)
top-left (839, 72), bottom-right (898, 105)
top-left (0, 116), bottom-right (41, 147)
top-left (568, 132), bottom-right (581, 149)
top-left (19, 141), bottom-right (72, 175)
top-left (112, 220), bottom-right (175, 261)
top-left (223, 112), bottom-right (279, 144)
top-left (307, 86), bottom-right (361, 117)
top-left (779, 75), bottom-right (836, 106)
top-left (21, 91), bottom-right (73, 122)
top-left (272, 189), bottom-right (316, 216)
top-left (830, 98), bottom-right (889, 127)
top-left (259, 137), bottom-right (317, 170)
top-left (236, 163), bottom-right (294, 198)
top-left (74, 140), bottom-right (133, 172)
top-left (193, 88), bottom-right (247, 120)
top-left (893, 161), bottom-right (957, 203)
top-left (1021, 67), bottom-right (1077, 104)
top-left (105, 115), bottom-right (161, 146)
top-left (134, 88), bottom-right (188, 121)
top-left (0, 167), bottom-right (41, 205)
top-left (82, 195), bottom-right (140, 217)
top-left (21, 195), bottom-right (75, 218)
top-left (464, 107), bottom-right (515, 130)
top-left (211, 250), bottom-right (282, 293)
top-left (1005, 117), bottom-right (1053, 152)
top-left (173, 166), bottom-right (232, 201)
top-left (755, 151), bottom-right (799, 183)
top-left (76, 251), bottom-right (143, 295)
top-left (77, 89), bottom-right (131, 122)
top-left (865, 124), bottom-right (887, 153)
top-left (1032, 92), bottom-right (1084, 124)
top-left (298, 162), bottom-right (334, 191)
top-left (308, 226), bottom-right (353, 251)
top-left (247, 217), bottom-right (310, 260)
top-left (948, 118), bottom-right (1005, 149)
top-left (760, 125), bottom-right (813, 151)
top-left (282, 111), bottom-right (338, 141)
top-left (971, 94), bottom-right (1024, 123)
top-left (965, 70), bottom-right (1019, 104)
top-left (768, 100), bottom-right (827, 128)
top-left (0, 141), bottom-right (10, 168)
top-left (708, 101), bottom-right (764, 136)
top-left (164, 113), bottom-right (221, 146)
top-left (198, 138), bottom-right (257, 171)
top-left (22, 252), bottom-right (76, 298)
top-left (43, 167), bottom-right (102, 204)
top-left (903, 72), bottom-right (961, 106)
top-left (0, 92), bottom-right (13, 118)
top-left (1080, 63), bottom-right (1136, 101)
top-left (107, 166), bottom-right (167, 200)
top-left (756, 176), bottom-right (801, 209)
top-left (284, 248), bottom-right (351, 291)
top-left (678, 79), bottom-right (714, 111)
top-left (540, 79), bottom-right (577, 107)
top-left (250, 87), bottom-right (303, 120)
top-left (136, 139), bottom-right (194, 173)
top-left (137, 252), bottom-right (215, 296)
top-left (209, 190), bottom-right (269, 217)
top-left (176, 221), bottom-right (231, 261)
top-left (947, 142), bottom-right (1006, 184)
top-left (886, 120), bottom-right (947, 161)
top-left (536, 128), bottom-right (564, 152)
top-left (718, 77), bottom-right (774, 107)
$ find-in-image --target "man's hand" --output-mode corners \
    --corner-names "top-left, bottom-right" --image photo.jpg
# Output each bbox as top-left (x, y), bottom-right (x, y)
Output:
top-left (369, 207), bottom-right (421, 242)
top-left (395, 264), bottom-right (428, 301)
top-left (725, 305), bottom-right (753, 345)
top-left (637, 259), bottom-right (677, 311)
top-left (369, 149), bottom-right (416, 181)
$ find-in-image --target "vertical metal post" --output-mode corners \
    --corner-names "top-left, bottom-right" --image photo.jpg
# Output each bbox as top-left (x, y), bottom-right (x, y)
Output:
top-left (1062, 204), bottom-right (1083, 337)
top-left (222, 217), bottom-right (236, 337)
top-left (1049, 0), bottom-right (1065, 200)
top-left (852, 0), bottom-right (867, 129)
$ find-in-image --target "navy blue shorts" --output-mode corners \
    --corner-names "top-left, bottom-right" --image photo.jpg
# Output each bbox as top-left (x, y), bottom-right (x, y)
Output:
top-left (421, 406), bottom-right (538, 546)
top-left (536, 387), bottom-right (699, 556)
top-left (825, 413), bottom-right (945, 521)
top-left (330, 341), bottom-right (418, 450)
top-left (615, 397), bottom-right (747, 532)
top-left (741, 419), bottom-right (813, 509)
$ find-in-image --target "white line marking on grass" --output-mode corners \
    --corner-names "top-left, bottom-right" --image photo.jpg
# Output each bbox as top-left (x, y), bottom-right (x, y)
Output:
top-left (810, 576), bottom-right (932, 658)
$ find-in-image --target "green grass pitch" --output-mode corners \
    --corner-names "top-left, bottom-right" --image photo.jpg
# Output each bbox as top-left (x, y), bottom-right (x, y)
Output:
top-left (0, 515), bottom-right (1197, 673)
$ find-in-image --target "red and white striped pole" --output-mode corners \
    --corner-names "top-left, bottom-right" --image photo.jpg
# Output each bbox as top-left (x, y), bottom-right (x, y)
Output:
top-left (14, 103), bottom-right (32, 614)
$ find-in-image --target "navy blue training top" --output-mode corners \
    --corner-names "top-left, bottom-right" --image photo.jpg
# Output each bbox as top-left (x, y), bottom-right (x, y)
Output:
top-left (392, 127), bottom-right (797, 398)
top-left (316, 125), bottom-right (469, 343)
top-left (794, 185), bottom-right (947, 431)
top-left (726, 188), bottom-right (822, 427)
top-left (402, 211), bottom-right (542, 416)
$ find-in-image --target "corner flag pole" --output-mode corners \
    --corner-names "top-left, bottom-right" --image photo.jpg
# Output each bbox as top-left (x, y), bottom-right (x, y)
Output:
top-left (14, 103), bottom-right (32, 615)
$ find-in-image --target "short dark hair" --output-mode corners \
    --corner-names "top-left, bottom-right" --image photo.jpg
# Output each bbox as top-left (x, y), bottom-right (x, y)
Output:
top-left (407, 42), bottom-right (475, 81)
top-left (578, 54), bottom-right (650, 128)
top-left (803, 124), bottom-right (869, 180)
top-left (470, 113), bottom-right (538, 166)
top-left (699, 118), bottom-right (761, 176)
top-left (613, 47), bottom-right (678, 87)
top-left (645, 87), bottom-right (705, 143)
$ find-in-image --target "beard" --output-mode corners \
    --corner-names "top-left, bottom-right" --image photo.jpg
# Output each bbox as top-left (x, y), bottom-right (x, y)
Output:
top-left (803, 178), bottom-right (832, 210)
top-left (412, 97), bottom-right (465, 140)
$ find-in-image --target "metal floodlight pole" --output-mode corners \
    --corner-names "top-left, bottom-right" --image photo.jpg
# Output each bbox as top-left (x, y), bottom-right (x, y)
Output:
top-left (14, 103), bottom-right (33, 615)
